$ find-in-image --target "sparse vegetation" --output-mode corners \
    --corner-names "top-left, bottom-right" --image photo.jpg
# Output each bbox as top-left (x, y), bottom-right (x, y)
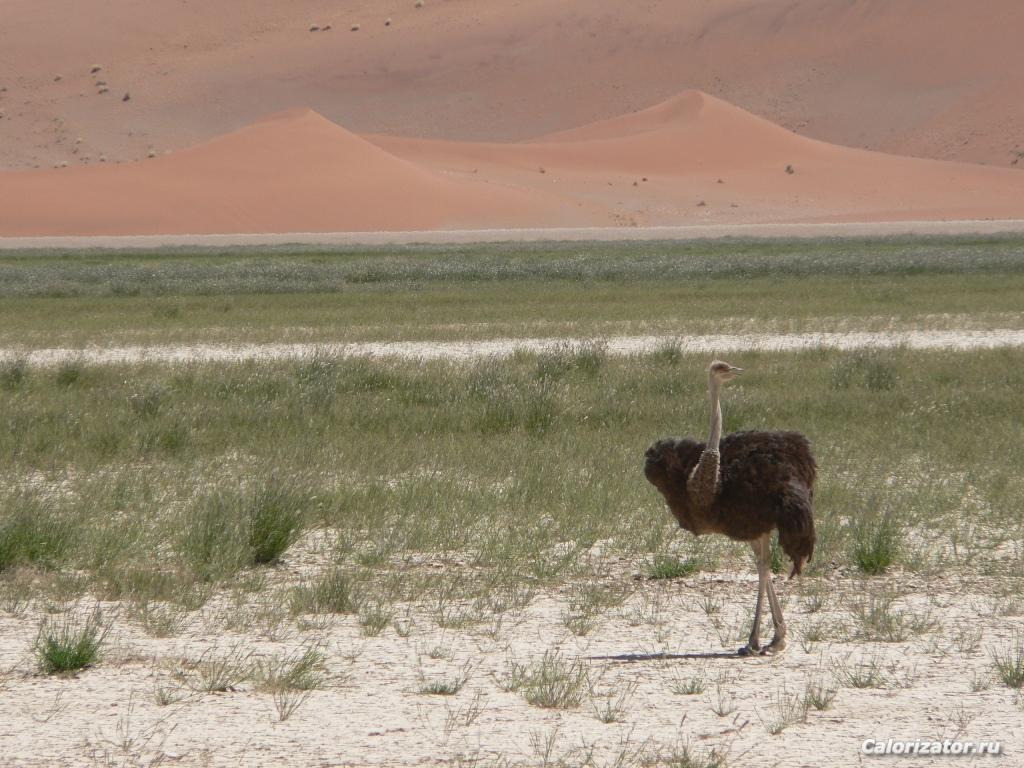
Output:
top-left (35, 610), bottom-right (106, 674)
top-left (761, 686), bottom-right (808, 734)
top-left (516, 652), bottom-right (591, 710)
top-left (290, 567), bottom-right (356, 615)
top-left (648, 555), bottom-right (700, 580)
top-left (255, 646), bottom-right (326, 694)
top-left (804, 674), bottom-right (838, 710)
top-left (180, 644), bottom-right (254, 693)
top-left (418, 664), bottom-right (471, 696)
top-left (850, 513), bottom-right (902, 575)
top-left (990, 632), bottom-right (1024, 688)
top-left (668, 666), bottom-right (707, 696)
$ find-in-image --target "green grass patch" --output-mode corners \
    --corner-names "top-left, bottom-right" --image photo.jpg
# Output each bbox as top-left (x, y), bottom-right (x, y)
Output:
top-left (35, 611), bottom-right (106, 674)
top-left (3, 237), bottom-right (1024, 348)
top-left (648, 555), bottom-right (700, 580)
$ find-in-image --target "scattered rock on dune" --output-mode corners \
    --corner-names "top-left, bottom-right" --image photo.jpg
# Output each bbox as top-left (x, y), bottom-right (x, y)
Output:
top-left (98, 87), bottom-right (109, 95)
top-left (351, 23), bottom-right (360, 31)
top-left (53, 75), bottom-right (62, 82)
top-left (385, 18), bottom-right (392, 26)
top-left (697, 200), bottom-right (707, 207)
top-left (90, 64), bottom-right (102, 74)
top-left (122, 92), bottom-right (131, 102)
top-left (322, 24), bottom-right (331, 31)
top-left (147, 149), bottom-right (157, 158)
top-left (785, 164), bottom-right (795, 174)
top-left (309, 24), bottom-right (320, 32)
top-left (415, 0), bottom-right (424, 7)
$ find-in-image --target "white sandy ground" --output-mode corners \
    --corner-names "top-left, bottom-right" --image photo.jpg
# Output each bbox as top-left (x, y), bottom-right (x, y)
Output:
top-left (1, 547), bottom-right (1022, 768)
top-left (2, 220), bottom-right (1024, 251)
top-left (3, 330), bottom-right (1024, 368)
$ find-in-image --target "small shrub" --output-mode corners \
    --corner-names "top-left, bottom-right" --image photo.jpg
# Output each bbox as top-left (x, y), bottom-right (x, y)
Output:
top-left (358, 601), bottom-right (392, 636)
top-left (762, 687), bottom-right (808, 735)
top-left (990, 633), bottom-right (1024, 688)
top-left (668, 667), bottom-right (706, 696)
top-left (248, 484), bottom-right (305, 564)
top-left (36, 610), bottom-right (106, 674)
top-left (182, 644), bottom-right (253, 693)
top-left (805, 675), bottom-right (837, 710)
top-left (850, 514), bottom-right (902, 575)
top-left (290, 567), bottom-right (355, 615)
top-left (255, 646), bottom-right (326, 693)
top-left (648, 555), bottom-right (699, 580)
top-left (831, 653), bottom-right (887, 689)
top-left (656, 741), bottom-right (729, 768)
top-left (521, 651), bottom-right (590, 709)
top-left (850, 593), bottom-right (934, 642)
top-left (418, 665), bottom-right (470, 696)
top-left (592, 679), bottom-right (637, 723)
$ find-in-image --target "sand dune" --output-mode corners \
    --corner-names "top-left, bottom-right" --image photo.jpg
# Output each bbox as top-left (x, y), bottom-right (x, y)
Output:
top-left (369, 91), bottom-right (1024, 228)
top-left (0, 109), bottom-right (578, 236)
top-left (3, 90), bottom-right (1024, 237)
top-left (1, 0), bottom-right (1022, 171)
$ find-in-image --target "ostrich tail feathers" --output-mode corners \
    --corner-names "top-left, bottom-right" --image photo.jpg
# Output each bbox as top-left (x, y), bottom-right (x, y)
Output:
top-left (778, 482), bottom-right (815, 579)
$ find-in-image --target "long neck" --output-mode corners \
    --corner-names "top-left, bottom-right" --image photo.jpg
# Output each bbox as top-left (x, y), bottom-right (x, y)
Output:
top-left (707, 376), bottom-right (722, 450)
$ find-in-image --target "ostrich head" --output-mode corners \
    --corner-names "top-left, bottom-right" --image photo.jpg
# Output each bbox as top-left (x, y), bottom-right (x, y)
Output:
top-left (709, 360), bottom-right (743, 383)
top-left (643, 437), bottom-right (702, 492)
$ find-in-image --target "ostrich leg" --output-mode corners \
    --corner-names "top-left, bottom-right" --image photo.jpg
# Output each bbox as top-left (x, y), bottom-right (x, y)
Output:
top-left (762, 557), bottom-right (787, 654)
top-left (739, 534), bottom-right (771, 656)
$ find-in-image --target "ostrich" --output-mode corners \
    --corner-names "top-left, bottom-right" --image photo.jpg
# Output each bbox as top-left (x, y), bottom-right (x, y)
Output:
top-left (643, 360), bottom-right (816, 655)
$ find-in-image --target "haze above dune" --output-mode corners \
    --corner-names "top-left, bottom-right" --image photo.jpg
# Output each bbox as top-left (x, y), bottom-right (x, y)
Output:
top-left (4, 90), bottom-right (1024, 237)
top-left (1, 0), bottom-right (1023, 171)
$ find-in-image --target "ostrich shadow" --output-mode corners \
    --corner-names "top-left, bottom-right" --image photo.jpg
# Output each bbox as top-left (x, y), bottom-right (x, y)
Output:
top-left (587, 651), bottom-right (748, 663)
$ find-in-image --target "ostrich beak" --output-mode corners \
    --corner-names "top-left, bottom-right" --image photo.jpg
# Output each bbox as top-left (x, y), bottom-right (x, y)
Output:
top-left (730, 366), bottom-right (743, 375)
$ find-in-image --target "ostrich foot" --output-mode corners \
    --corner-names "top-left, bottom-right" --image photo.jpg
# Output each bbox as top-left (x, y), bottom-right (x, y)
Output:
top-left (758, 637), bottom-right (787, 655)
top-left (737, 642), bottom-right (761, 657)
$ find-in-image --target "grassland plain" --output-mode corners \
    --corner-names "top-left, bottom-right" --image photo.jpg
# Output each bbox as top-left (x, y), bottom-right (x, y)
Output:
top-left (0, 238), bottom-right (1023, 766)
top-left (1, 236), bottom-right (1023, 348)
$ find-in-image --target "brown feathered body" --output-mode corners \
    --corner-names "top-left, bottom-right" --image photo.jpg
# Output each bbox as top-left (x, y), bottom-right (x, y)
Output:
top-left (644, 430), bottom-right (816, 577)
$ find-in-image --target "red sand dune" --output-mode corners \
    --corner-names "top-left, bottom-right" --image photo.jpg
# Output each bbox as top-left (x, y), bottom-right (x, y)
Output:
top-left (0, 110), bottom-right (579, 236)
top-left (3, 91), bottom-right (1024, 236)
top-left (1, 0), bottom-right (1022, 171)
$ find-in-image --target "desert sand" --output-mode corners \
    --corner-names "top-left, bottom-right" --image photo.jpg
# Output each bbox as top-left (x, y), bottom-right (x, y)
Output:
top-left (1, 551), bottom-right (1021, 767)
top-left (4, 90), bottom-right (1024, 237)
top-left (2, 0), bottom-right (1023, 170)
